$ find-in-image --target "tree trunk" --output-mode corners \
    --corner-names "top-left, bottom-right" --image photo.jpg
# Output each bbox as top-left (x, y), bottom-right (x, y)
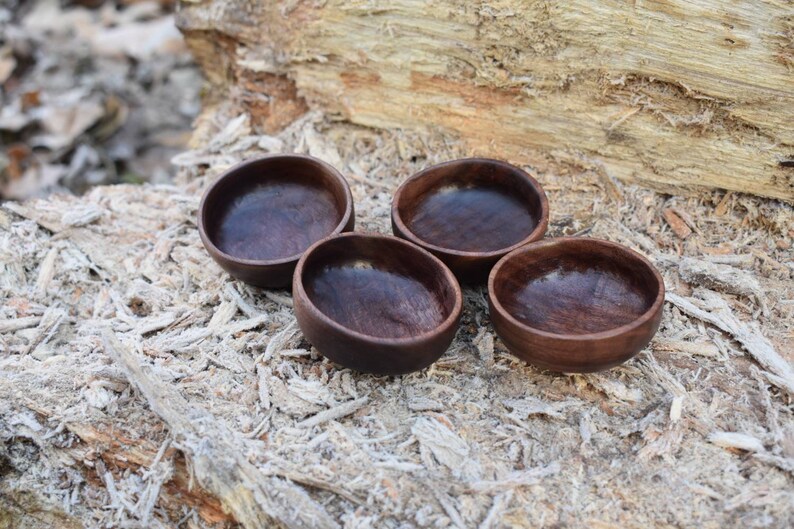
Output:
top-left (176, 0), bottom-right (794, 201)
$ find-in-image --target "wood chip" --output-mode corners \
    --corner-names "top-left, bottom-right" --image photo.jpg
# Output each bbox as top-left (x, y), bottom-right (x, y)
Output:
top-left (663, 208), bottom-right (692, 239)
top-left (468, 462), bottom-right (561, 493)
top-left (296, 397), bottom-right (369, 429)
top-left (667, 291), bottom-right (794, 395)
top-left (0, 316), bottom-right (42, 334)
top-left (708, 432), bottom-right (765, 453)
top-left (412, 416), bottom-right (473, 478)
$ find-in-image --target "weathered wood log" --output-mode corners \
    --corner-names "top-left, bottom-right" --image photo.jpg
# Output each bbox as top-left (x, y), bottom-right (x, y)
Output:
top-left (176, 0), bottom-right (794, 201)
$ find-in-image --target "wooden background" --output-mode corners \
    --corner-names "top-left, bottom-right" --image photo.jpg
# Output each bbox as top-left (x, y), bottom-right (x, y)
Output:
top-left (177, 0), bottom-right (794, 201)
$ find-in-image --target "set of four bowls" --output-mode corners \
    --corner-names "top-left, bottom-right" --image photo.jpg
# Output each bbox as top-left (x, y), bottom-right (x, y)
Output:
top-left (198, 154), bottom-right (665, 375)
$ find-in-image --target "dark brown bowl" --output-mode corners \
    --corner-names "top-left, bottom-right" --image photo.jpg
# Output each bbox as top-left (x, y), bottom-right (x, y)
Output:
top-left (198, 154), bottom-right (354, 288)
top-left (488, 237), bottom-right (665, 373)
top-left (391, 158), bottom-right (549, 284)
top-left (293, 232), bottom-right (463, 375)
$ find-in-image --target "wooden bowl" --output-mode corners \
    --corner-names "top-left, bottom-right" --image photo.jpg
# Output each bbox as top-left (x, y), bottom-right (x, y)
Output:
top-left (488, 237), bottom-right (665, 372)
top-left (198, 154), bottom-right (354, 288)
top-left (293, 233), bottom-right (463, 375)
top-left (391, 158), bottom-right (549, 284)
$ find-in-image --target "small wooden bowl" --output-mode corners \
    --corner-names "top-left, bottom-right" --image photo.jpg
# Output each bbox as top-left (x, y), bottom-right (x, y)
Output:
top-left (293, 233), bottom-right (463, 375)
top-left (391, 158), bottom-right (549, 284)
top-left (488, 237), bottom-right (665, 372)
top-left (198, 154), bottom-right (354, 288)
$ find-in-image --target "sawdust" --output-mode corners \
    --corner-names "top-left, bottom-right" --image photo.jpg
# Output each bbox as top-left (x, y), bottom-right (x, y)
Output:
top-left (1, 109), bottom-right (793, 528)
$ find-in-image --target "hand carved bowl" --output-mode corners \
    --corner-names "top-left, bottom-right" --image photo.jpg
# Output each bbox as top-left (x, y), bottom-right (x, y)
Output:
top-left (198, 154), bottom-right (354, 288)
top-left (391, 158), bottom-right (549, 284)
top-left (488, 237), bottom-right (665, 372)
top-left (293, 233), bottom-right (463, 375)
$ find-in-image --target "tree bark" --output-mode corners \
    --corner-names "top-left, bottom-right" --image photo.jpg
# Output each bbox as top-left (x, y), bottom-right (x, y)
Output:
top-left (176, 0), bottom-right (793, 199)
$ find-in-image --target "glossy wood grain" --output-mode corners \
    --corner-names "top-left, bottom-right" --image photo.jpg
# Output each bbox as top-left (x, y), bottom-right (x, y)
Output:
top-left (392, 158), bottom-right (549, 284)
top-left (198, 154), bottom-right (354, 288)
top-left (488, 237), bottom-right (665, 372)
top-left (293, 233), bottom-right (463, 375)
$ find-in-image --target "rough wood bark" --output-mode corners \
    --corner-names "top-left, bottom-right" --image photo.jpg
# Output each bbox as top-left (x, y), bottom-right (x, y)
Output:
top-left (176, 0), bottom-right (794, 200)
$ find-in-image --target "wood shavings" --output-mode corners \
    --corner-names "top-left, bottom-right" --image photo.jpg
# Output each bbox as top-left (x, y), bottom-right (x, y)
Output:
top-left (1, 113), bottom-right (791, 527)
top-left (303, 124), bottom-right (343, 169)
top-left (0, 315), bottom-right (42, 333)
top-left (287, 378), bottom-right (338, 407)
top-left (503, 397), bottom-right (570, 420)
top-left (478, 490), bottom-right (514, 529)
top-left (709, 432), bottom-right (765, 453)
top-left (61, 205), bottom-right (104, 227)
top-left (102, 328), bottom-right (340, 529)
top-left (663, 208), bottom-right (692, 239)
top-left (579, 413), bottom-right (594, 443)
top-left (90, 16), bottom-right (186, 60)
top-left (407, 395), bottom-right (444, 412)
top-left (412, 416), bottom-right (475, 478)
top-left (23, 305), bottom-right (64, 355)
top-left (207, 300), bottom-right (237, 330)
top-left (433, 490), bottom-right (467, 529)
top-left (34, 245), bottom-right (59, 297)
top-left (667, 291), bottom-right (794, 394)
top-left (468, 462), bottom-right (561, 493)
top-left (150, 327), bottom-right (212, 353)
top-left (135, 312), bottom-right (178, 335)
top-left (226, 315), bottom-right (268, 335)
top-left (263, 320), bottom-right (299, 361)
top-left (669, 396), bottom-right (684, 423)
top-left (297, 397), bottom-right (369, 428)
top-left (678, 257), bottom-right (766, 312)
top-left (652, 338), bottom-right (721, 358)
top-left (472, 328), bottom-right (495, 367)
top-left (587, 376), bottom-right (643, 403)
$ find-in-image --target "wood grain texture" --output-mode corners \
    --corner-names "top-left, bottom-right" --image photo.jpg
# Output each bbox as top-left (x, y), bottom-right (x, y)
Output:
top-left (392, 158), bottom-right (548, 284)
top-left (177, 0), bottom-right (794, 200)
top-left (488, 237), bottom-right (665, 373)
top-left (293, 232), bottom-right (463, 375)
top-left (198, 154), bottom-right (354, 288)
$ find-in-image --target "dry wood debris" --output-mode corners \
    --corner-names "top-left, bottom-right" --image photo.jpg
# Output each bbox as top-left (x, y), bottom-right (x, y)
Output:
top-left (1, 111), bottom-right (793, 528)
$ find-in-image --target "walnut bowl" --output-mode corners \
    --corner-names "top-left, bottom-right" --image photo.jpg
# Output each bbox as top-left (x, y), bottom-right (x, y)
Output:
top-left (488, 237), bottom-right (665, 372)
top-left (391, 158), bottom-right (549, 284)
top-left (198, 154), bottom-right (354, 288)
top-left (293, 233), bottom-right (463, 375)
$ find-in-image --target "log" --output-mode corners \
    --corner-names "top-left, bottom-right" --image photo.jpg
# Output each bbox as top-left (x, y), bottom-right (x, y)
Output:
top-left (176, 0), bottom-right (794, 201)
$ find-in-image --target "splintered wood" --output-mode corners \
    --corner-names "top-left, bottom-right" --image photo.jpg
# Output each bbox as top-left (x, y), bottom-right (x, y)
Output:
top-left (1, 114), bottom-right (793, 528)
top-left (178, 1), bottom-right (794, 200)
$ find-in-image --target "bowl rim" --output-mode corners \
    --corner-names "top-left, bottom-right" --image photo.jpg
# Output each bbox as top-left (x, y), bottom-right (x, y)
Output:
top-left (488, 236), bottom-right (665, 341)
top-left (197, 153), bottom-right (354, 267)
top-left (293, 232), bottom-right (464, 346)
top-left (391, 157), bottom-right (550, 258)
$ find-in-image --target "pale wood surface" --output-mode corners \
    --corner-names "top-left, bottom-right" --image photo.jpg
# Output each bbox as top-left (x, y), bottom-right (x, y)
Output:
top-left (177, 0), bottom-right (794, 200)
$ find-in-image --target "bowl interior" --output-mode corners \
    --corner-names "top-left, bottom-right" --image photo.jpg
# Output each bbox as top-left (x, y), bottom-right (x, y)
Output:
top-left (397, 160), bottom-right (545, 253)
top-left (493, 241), bottom-right (661, 335)
top-left (203, 157), bottom-right (349, 262)
top-left (300, 236), bottom-right (459, 339)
